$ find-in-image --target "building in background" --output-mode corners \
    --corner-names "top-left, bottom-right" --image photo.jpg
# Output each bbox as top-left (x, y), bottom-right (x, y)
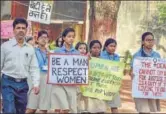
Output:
top-left (1, 1), bottom-right (121, 47)
top-left (10, 1), bottom-right (87, 46)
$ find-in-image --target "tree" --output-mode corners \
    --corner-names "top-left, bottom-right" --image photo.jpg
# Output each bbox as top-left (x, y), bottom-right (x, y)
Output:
top-left (88, 1), bottom-right (121, 44)
top-left (139, 1), bottom-right (166, 53)
top-left (158, 2), bottom-right (166, 24)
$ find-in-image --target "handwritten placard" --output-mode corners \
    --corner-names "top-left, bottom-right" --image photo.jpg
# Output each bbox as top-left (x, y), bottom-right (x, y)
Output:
top-left (27, 1), bottom-right (53, 24)
top-left (48, 54), bottom-right (89, 85)
top-left (132, 57), bottom-right (166, 99)
top-left (81, 57), bottom-right (125, 101)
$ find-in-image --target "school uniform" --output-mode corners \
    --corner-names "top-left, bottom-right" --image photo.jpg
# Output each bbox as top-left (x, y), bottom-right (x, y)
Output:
top-left (131, 48), bottom-right (161, 113)
top-left (27, 47), bottom-right (52, 110)
top-left (79, 55), bottom-right (108, 113)
top-left (77, 86), bottom-right (83, 112)
top-left (51, 45), bottom-right (80, 113)
top-left (27, 48), bottom-right (39, 110)
top-left (27, 75), bottom-right (39, 109)
top-left (100, 50), bottom-right (122, 108)
top-left (87, 97), bottom-right (107, 113)
top-left (1, 38), bottom-right (40, 113)
top-left (77, 87), bottom-right (90, 113)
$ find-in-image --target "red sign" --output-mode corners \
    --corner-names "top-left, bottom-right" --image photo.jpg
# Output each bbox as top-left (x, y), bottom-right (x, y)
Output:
top-left (1, 20), bottom-right (32, 39)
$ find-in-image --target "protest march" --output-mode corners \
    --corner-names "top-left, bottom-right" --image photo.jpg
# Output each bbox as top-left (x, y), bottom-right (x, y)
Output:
top-left (1, 1), bottom-right (166, 113)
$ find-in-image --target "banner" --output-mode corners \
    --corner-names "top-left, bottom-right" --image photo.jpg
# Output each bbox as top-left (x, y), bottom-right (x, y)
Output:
top-left (81, 57), bottom-right (125, 101)
top-left (132, 57), bottom-right (166, 99)
top-left (48, 54), bottom-right (89, 85)
top-left (1, 20), bottom-right (32, 39)
top-left (27, 1), bottom-right (53, 24)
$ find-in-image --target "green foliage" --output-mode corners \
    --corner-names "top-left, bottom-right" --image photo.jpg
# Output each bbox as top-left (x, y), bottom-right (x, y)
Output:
top-left (157, 2), bottom-right (166, 24)
top-left (139, 2), bottom-right (166, 45)
top-left (121, 50), bottom-right (132, 70)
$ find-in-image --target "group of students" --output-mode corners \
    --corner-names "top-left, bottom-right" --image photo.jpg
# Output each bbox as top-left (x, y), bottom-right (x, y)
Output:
top-left (25, 27), bottom-right (122, 113)
top-left (1, 17), bottom-right (162, 113)
top-left (26, 29), bottom-right (161, 113)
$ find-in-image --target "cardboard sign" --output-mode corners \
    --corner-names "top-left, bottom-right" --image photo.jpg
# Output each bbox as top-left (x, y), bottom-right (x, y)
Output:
top-left (48, 54), bottom-right (89, 85)
top-left (81, 57), bottom-right (125, 101)
top-left (132, 57), bottom-right (166, 99)
top-left (27, 1), bottom-right (53, 24)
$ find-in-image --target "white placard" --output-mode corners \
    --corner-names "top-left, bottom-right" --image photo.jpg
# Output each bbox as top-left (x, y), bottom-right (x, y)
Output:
top-left (27, 1), bottom-right (53, 24)
top-left (48, 54), bottom-right (89, 85)
top-left (132, 57), bottom-right (166, 99)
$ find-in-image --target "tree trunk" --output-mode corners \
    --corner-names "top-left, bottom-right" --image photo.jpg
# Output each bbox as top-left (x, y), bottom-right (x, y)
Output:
top-left (88, 1), bottom-right (121, 45)
top-left (88, 1), bottom-right (95, 44)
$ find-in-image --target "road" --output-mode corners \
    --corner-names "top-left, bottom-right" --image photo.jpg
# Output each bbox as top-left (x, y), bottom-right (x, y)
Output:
top-left (1, 75), bottom-right (165, 113)
top-left (118, 75), bottom-right (166, 113)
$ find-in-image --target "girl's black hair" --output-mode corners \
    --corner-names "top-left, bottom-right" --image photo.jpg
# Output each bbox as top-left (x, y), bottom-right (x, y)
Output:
top-left (61, 27), bottom-right (75, 45)
top-left (75, 42), bottom-right (88, 54)
top-left (55, 34), bottom-right (63, 47)
top-left (38, 30), bottom-right (48, 38)
top-left (141, 32), bottom-right (154, 48)
top-left (62, 27), bottom-right (75, 38)
top-left (89, 40), bottom-right (102, 49)
top-left (103, 38), bottom-right (117, 51)
top-left (141, 32), bottom-right (154, 41)
top-left (141, 32), bottom-right (154, 57)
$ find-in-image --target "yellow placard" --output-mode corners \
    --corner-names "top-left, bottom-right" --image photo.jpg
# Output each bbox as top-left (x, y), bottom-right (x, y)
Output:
top-left (81, 57), bottom-right (125, 101)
